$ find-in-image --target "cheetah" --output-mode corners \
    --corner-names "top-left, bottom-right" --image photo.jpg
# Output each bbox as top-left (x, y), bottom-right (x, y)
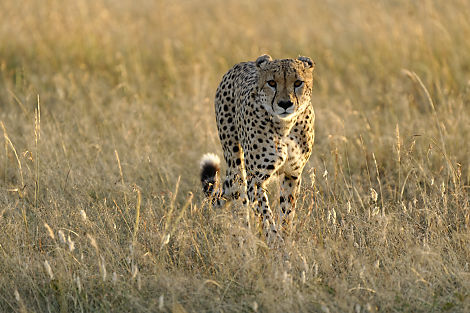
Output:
top-left (200, 54), bottom-right (315, 243)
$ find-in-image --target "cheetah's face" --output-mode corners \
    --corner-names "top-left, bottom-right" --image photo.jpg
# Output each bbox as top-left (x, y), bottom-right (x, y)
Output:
top-left (256, 55), bottom-right (315, 119)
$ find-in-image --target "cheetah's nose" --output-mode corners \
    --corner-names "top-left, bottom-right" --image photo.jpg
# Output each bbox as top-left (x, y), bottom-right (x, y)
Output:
top-left (278, 100), bottom-right (293, 110)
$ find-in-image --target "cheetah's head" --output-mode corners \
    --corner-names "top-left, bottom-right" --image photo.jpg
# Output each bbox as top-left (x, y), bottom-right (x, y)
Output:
top-left (256, 54), bottom-right (314, 119)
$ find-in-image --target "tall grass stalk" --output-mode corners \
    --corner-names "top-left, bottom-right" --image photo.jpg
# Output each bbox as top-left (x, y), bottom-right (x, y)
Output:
top-left (34, 95), bottom-right (40, 209)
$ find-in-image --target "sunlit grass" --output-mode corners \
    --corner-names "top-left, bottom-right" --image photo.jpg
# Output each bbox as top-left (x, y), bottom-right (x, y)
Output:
top-left (1, 0), bottom-right (469, 311)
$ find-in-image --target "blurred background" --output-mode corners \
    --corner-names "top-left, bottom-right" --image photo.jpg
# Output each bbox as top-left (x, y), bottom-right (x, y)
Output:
top-left (1, 0), bottom-right (468, 194)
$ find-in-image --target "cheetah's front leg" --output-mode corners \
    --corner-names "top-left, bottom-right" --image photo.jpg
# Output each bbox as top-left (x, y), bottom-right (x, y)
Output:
top-left (243, 134), bottom-right (287, 244)
top-left (279, 175), bottom-right (301, 233)
top-left (246, 177), bottom-right (280, 244)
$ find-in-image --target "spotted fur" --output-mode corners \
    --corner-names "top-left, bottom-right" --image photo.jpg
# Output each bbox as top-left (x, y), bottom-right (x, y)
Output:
top-left (200, 54), bottom-right (315, 243)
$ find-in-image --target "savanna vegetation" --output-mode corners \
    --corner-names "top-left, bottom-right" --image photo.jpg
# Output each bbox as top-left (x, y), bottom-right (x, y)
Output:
top-left (0, 0), bottom-right (469, 312)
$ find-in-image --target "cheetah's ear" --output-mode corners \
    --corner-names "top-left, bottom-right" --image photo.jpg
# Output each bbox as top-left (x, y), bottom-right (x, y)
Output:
top-left (298, 56), bottom-right (315, 70)
top-left (256, 54), bottom-right (272, 69)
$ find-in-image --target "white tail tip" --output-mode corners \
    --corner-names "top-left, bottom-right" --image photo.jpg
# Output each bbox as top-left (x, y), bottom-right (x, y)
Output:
top-left (200, 153), bottom-right (220, 170)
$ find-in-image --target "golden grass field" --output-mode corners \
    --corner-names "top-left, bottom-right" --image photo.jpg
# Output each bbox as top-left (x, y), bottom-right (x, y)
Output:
top-left (1, 0), bottom-right (469, 312)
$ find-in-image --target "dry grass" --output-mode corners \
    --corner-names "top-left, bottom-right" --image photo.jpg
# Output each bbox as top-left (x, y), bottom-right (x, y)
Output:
top-left (1, 0), bottom-right (469, 312)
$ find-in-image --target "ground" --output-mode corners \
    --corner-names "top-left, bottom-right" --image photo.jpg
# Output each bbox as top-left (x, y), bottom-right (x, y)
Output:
top-left (0, 0), bottom-right (469, 312)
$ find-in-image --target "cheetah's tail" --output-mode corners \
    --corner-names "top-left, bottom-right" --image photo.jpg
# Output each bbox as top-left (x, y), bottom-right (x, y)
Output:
top-left (200, 153), bottom-right (220, 197)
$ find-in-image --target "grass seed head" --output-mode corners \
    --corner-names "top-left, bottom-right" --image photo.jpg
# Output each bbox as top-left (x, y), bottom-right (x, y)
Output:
top-left (370, 188), bottom-right (378, 203)
top-left (44, 223), bottom-right (54, 240)
top-left (158, 295), bottom-right (164, 311)
top-left (100, 256), bottom-right (107, 282)
top-left (43, 260), bottom-right (53, 280)
top-left (14, 289), bottom-right (20, 301)
top-left (75, 275), bottom-right (82, 293)
top-left (87, 234), bottom-right (99, 253)
top-left (58, 230), bottom-right (66, 244)
top-left (80, 209), bottom-right (87, 222)
top-left (67, 235), bottom-right (75, 252)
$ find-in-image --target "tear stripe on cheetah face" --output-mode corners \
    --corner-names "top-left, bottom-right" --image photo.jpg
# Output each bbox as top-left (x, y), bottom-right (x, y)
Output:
top-left (256, 55), bottom-right (314, 121)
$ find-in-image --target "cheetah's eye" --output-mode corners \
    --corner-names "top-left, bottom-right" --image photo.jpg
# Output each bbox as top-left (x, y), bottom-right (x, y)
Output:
top-left (294, 80), bottom-right (303, 88)
top-left (267, 80), bottom-right (277, 88)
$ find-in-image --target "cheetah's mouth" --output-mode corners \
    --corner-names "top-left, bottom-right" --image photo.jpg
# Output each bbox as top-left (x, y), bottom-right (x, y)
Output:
top-left (279, 110), bottom-right (294, 118)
